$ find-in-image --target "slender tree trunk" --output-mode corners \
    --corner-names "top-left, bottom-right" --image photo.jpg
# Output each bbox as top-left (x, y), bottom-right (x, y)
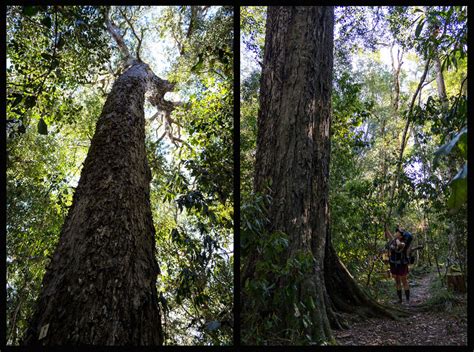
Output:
top-left (247, 6), bottom-right (405, 344)
top-left (23, 62), bottom-right (163, 345)
top-left (382, 43), bottom-right (403, 230)
top-left (424, 6), bottom-right (449, 111)
top-left (390, 43), bottom-right (403, 112)
top-left (9, 295), bottom-right (22, 344)
top-left (379, 118), bottom-right (388, 198)
top-left (434, 56), bottom-right (449, 110)
top-left (386, 59), bottom-right (431, 223)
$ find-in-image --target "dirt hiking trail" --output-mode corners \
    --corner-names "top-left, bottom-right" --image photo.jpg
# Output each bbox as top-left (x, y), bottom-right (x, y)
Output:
top-left (333, 268), bottom-right (467, 346)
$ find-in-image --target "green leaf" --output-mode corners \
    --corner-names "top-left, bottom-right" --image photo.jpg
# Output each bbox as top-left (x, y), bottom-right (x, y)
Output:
top-left (191, 55), bottom-right (204, 72)
top-left (308, 296), bottom-right (316, 310)
top-left (457, 130), bottom-right (467, 158)
top-left (205, 320), bottom-right (221, 331)
top-left (38, 118), bottom-right (48, 135)
top-left (441, 55), bottom-right (450, 72)
top-left (434, 126), bottom-right (467, 165)
top-left (415, 19), bottom-right (425, 38)
top-left (451, 55), bottom-right (457, 70)
top-left (293, 303), bottom-right (301, 318)
top-left (41, 15), bottom-right (52, 28)
top-left (447, 163), bottom-right (467, 212)
top-left (23, 6), bottom-right (39, 17)
top-left (24, 96), bottom-right (37, 109)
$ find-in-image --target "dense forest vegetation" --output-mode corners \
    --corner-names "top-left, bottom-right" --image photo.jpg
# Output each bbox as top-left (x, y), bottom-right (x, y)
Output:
top-left (7, 5), bottom-right (233, 345)
top-left (241, 6), bottom-right (467, 345)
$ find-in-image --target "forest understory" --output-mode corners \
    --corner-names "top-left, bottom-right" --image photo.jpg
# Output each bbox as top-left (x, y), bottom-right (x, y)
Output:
top-left (333, 267), bottom-right (467, 346)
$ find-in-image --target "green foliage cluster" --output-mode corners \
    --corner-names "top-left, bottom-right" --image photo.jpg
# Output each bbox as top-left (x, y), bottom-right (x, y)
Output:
top-left (240, 6), bottom-right (266, 61)
top-left (158, 6), bottom-right (233, 86)
top-left (420, 275), bottom-right (464, 312)
top-left (241, 193), bottom-right (316, 345)
top-left (411, 6), bottom-right (467, 69)
top-left (146, 6), bottom-right (234, 345)
top-left (7, 6), bottom-right (110, 137)
top-left (7, 87), bottom-right (104, 344)
top-left (240, 70), bottom-right (260, 195)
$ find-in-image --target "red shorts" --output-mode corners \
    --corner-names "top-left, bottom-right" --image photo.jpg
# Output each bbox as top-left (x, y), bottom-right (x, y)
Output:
top-left (390, 263), bottom-right (409, 276)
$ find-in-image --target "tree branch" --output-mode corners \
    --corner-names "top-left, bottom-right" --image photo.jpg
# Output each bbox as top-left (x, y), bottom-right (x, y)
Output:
top-left (105, 7), bottom-right (134, 67)
top-left (159, 110), bottom-right (192, 150)
top-left (105, 6), bottom-right (190, 151)
top-left (118, 7), bottom-right (144, 61)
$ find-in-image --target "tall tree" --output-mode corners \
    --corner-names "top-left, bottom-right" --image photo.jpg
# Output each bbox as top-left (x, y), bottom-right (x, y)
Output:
top-left (22, 8), bottom-right (179, 345)
top-left (425, 9), bottom-right (449, 110)
top-left (243, 6), bottom-right (404, 344)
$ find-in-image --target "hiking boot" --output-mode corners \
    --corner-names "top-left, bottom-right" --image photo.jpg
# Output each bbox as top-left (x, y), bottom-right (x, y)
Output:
top-left (397, 290), bottom-right (402, 303)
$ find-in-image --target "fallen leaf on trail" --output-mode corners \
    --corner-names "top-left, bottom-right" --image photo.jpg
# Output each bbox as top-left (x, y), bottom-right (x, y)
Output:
top-left (338, 333), bottom-right (352, 338)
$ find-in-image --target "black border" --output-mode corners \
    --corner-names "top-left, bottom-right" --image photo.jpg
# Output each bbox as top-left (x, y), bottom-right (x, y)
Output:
top-left (2, 3), bottom-right (7, 350)
top-left (233, 4), bottom-right (241, 348)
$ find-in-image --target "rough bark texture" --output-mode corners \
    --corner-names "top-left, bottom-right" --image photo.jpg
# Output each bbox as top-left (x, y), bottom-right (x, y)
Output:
top-left (253, 6), bottom-right (333, 341)
top-left (251, 6), bottom-right (405, 343)
top-left (23, 62), bottom-right (163, 346)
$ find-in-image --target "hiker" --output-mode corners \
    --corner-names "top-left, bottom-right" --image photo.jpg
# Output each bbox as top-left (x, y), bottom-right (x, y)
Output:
top-left (385, 226), bottom-right (412, 304)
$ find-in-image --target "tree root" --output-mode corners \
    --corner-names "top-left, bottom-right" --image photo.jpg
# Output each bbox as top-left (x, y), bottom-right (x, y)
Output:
top-left (324, 240), bottom-right (410, 331)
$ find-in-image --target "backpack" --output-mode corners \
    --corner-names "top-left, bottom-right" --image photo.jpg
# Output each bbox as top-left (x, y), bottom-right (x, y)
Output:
top-left (401, 231), bottom-right (419, 264)
top-left (386, 231), bottom-right (415, 265)
top-left (402, 231), bottom-right (413, 250)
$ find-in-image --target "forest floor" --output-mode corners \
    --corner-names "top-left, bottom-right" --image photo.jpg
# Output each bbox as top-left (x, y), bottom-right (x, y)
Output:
top-left (333, 267), bottom-right (467, 346)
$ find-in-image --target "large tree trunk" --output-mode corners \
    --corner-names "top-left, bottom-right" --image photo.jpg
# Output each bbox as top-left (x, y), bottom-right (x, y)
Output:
top-left (254, 6), bottom-right (334, 342)
top-left (23, 62), bottom-right (163, 345)
top-left (249, 6), bottom-right (405, 344)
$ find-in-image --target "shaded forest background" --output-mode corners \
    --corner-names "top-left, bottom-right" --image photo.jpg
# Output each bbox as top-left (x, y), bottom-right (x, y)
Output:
top-left (240, 6), bottom-right (467, 344)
